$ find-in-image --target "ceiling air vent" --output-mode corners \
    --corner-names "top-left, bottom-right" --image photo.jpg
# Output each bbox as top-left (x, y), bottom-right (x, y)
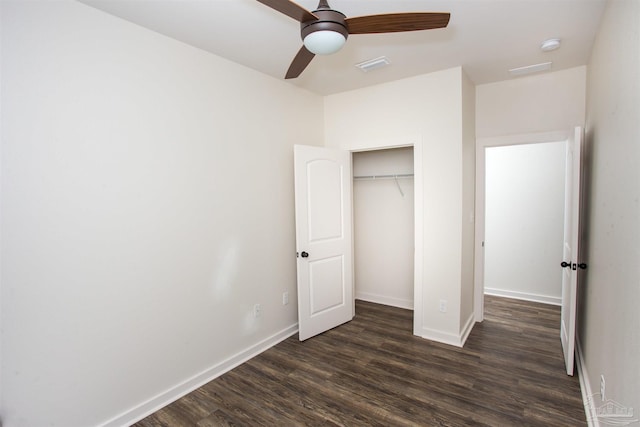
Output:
top-left (355, 56), bottom-right (391, 73)
top-left (508, 62), bottom-right (552, 76)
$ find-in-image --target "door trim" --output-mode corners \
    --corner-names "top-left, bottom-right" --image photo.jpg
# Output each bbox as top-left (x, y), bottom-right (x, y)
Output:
top-left (474, 130), bottom-right (571, 322)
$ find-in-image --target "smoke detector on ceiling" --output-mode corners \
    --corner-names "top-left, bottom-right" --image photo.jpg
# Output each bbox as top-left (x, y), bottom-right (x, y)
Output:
top-left (540, 38), bottom-right (561, 52)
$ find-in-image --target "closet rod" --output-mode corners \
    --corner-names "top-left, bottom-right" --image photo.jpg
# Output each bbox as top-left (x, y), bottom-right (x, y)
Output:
top-left (353, 173), bottom-right (414, 180)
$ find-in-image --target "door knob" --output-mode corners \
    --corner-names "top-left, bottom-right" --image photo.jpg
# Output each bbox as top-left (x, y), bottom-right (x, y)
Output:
top-left (578, 263), bottom-right (587, 269)
top-left (560, 261), bottom-right (571, 268)
top-left (301, 251), bottom-right (309, 258)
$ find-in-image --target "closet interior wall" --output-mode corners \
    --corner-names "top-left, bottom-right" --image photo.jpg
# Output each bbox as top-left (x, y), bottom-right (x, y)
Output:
top-left (352, 147), bottom-right (415, 310)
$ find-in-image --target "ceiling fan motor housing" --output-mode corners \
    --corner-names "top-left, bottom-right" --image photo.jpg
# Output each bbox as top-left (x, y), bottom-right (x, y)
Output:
top-left (300, 8), bottom-right (349, 42)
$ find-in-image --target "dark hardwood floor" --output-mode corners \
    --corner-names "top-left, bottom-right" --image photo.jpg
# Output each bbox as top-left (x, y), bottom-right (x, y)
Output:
top-left (134, 296), bottom-right (586, 426)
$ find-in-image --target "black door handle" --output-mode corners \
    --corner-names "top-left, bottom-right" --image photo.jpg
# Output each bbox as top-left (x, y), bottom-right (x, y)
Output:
top-left (561, 261), bottom-right (587, 269)
top-left (301, 251), bottom-right (309, 258)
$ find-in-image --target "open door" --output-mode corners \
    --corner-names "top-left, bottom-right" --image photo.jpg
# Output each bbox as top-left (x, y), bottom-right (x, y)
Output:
top-left (294, 145), bottom-right (353, 341)
top-left (560, 126), bottom-right (584, 376)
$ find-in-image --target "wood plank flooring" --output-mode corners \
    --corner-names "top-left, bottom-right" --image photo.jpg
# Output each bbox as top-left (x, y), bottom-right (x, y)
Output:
top-left (134, 296), bottom-right (585, 426)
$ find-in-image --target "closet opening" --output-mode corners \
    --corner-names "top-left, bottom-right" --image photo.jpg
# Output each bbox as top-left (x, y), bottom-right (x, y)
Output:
top-left (352, 146), bottom-right (415, 313)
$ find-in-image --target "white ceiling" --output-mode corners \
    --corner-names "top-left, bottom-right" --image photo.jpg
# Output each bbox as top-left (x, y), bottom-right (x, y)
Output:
top-left (80, 0), bottom-right (607, 95)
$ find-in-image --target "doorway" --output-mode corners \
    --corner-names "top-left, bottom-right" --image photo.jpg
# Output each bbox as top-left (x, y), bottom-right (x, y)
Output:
top-left (484, 141), bottom-right (566, 304)
top-left (474, 130), bottom-right (571, 321)
top-left (352, 147), bottom-right (415, 310)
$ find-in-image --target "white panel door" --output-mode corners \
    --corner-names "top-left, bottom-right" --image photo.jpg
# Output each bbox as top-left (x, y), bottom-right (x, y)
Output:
top-left (294, 145), bottom-right (353, 341)
top-left (560, 126), bottom-right (584, 376)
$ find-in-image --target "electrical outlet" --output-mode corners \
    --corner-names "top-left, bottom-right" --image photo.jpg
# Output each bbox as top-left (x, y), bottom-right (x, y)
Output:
top-left (282, 291), bottom-right (289, 305)
top-left (600, 375), bottom-right (605, 401)
top-left (253, 303), bottom-right (262, 318)
top-left (439, 299), bottom-right (447, 313)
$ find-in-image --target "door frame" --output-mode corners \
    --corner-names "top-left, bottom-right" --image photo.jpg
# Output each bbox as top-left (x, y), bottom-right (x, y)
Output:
top-left (347, 135), bottom-right (424, 335)
top-left (474, 130), bottom-right (571, 322)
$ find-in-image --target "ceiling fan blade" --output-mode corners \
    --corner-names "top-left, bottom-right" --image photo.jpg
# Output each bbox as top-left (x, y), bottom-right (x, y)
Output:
top-left (285, 46), bottom-right (315, 79)
top-left (256, 0), bottom-right (317, 23)
top-left (345, 12), bottom-right (450, 34)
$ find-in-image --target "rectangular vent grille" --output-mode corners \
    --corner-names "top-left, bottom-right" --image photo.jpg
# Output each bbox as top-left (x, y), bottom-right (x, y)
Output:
top-left (508, 62), bottom-right (552, 76)
top-left (355, 56), bottom-right (391, 72)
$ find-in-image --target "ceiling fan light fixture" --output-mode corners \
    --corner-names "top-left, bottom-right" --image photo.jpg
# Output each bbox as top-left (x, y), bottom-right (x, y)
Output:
top-left (257, 0), bottom-right (451, 79)
top-left (303, 30), bottom-right (346, 55)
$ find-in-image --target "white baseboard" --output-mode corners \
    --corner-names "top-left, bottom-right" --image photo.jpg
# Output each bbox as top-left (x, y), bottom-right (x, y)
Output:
top-left (484, 288), bottom-right (561, 306)
top-left (459, 313), bottom-right (476, 347)
top-left (355, 291), bottom-right (413, 310)
top-left (576, 339), bottom-right (600, 427)
top-left (419, 314), bottom-right (476, 348)
top-left (99, 323), bottom-right (299, 427)
top-left (419, 327), bottom-right (462, 347)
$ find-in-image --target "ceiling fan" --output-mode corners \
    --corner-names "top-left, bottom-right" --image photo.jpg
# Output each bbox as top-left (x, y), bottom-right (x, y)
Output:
top-left (256, 0), bottom-right (450, 79)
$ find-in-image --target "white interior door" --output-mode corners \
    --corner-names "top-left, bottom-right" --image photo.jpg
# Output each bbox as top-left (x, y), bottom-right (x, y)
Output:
top-left (560, 126), bottom-right (584, 376)
top-left (294, 145), bottom-right (353, 341)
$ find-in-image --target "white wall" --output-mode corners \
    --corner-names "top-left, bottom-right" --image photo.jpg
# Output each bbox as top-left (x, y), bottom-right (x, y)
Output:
top-left (476, 66), bottom-right (586, 138)
top-left (0, 0), bottom-right (3, 411)
top-left (352, 147), bottom-right (414, 309)
top-left (484, 142), bottom-right (566, 304)
top-left (0, 2), bottom-right (323, 426)
top-left (0, 0), bottom-right (3, 410)
top-left (324, 67), bottom-right (475, 346)
top-left (460, 72), bottom-right (476, 328)
top-left (581, 0), bottom-right (640, 420)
